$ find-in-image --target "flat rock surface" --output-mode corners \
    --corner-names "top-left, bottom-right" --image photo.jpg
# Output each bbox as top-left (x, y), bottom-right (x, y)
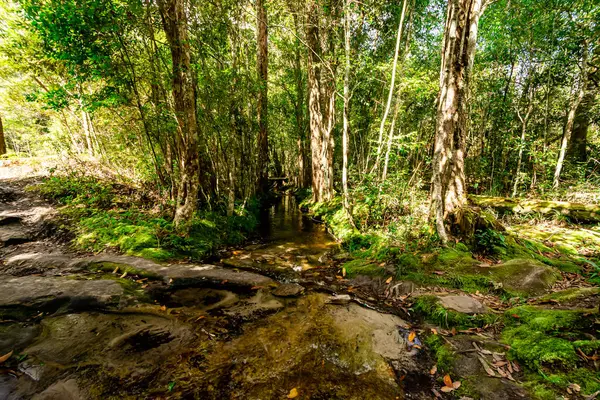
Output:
top-left (87, 255), bottom-right (275, 288)
top-left (272, 283), bottom-right (305, 297)
top-left (0, 223), bottom-right (31, 245)
top-left (0, 276), bottom-right (123, 310)
top-left (438, 295), bottom-right (487, 314)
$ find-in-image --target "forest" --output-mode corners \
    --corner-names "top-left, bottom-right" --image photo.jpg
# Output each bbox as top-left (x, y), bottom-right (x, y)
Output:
top-left (0, 0), bottom-right (599, 398)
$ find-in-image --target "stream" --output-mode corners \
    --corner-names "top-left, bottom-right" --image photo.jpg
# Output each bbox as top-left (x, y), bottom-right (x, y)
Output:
top-left (0, 190), bottom-right (432, 399)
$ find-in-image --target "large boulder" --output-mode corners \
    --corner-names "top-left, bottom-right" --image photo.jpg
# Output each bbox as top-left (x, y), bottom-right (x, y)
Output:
top-left (486, 259), bottom-right (560, 296)
top-left (437, 295), bottom-right (487, 314)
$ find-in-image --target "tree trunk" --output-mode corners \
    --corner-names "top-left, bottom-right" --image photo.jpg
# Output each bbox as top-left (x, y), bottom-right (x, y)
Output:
top-left (568, 90), bottom-right (595, 163)
top-left (342, 0), bottom-right (351, 211)
top-left (256, 0), bottom-right (269, 194)
top-left (512, 85), bottom-right (534, 197)
top-left (157, 0), bottom-right (200, 230)
top-left (306, 1), bottom-right (324, 202)
top-left (372, 0), bottom-right (408, 175)
top-left (553, 41), bottom-right (588, 189)
top-left (431, 0), bottom-right (486, 243)
top-left (0, 115), bottom-right (6, 156)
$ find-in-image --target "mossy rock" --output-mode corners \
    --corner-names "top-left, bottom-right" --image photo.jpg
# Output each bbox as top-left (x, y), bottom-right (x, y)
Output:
top-left (486, 259), bottom-right (561, 296)
top-left (342, 258), bottom-right (386, 278)
top-left (433, 248), bottom-right (478, 271)
top-left (538, 287), bottom-right (600, 304)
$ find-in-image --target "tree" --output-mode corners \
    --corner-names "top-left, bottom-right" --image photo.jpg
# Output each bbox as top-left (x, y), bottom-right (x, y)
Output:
top-left (157, 0), bottom-right (200, 229)
top-left (256, 0), bottom-right (269, 194)
top-left (553, 40), bottom-right (588, 189)
top-left (431, 0), bottom-right (488, 243)
top-left (0, 114), bottom-right (6, 155)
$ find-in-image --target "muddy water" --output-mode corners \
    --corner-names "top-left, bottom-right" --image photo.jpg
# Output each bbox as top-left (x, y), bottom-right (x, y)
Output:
top-left (0, 194), bottom-right (429, 399)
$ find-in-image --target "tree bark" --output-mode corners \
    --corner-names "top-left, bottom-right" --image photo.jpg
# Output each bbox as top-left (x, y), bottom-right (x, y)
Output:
top-left (342, 0), bottom-right (351, 211)
top-left (157, 0), bottom-right (200, 230)
top-left (256, 0), bottom-right (269, 194)
top-left (512, 85), bottom-right (534, 197)
top-left (0, 114), bottom-right (6, 156)
top-left (568, 90), bottom-right (595, 163)
top-left (553, 41), bottom-right (588, 189)
top-left (430, 0), bottom-right (486, 243)
top-left (306, 0), bottom-right (324, 202)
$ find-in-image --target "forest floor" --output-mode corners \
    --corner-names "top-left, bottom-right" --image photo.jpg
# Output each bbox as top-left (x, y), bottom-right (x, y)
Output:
top-left (1, 161), bottom-right (600, 399)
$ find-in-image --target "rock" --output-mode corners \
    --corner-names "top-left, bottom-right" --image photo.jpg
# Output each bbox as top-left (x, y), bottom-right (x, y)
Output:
top-left (438, 295), bottom-right (487, 314)
top-left (0, 323), bottom-right (42, 354)
top-left (2, 253), bottom-right (81, 276)
top-left (86, 255), bottom-right (275, 289)
top-left (0, 215), bottom-right (22, 226)
top-left (32, 379), bottom-right (81, 400)
top-left (326, 294), bottom-right (352, 305)
top-left (0, 223), bottom-right (31, 245)
top-left (487, 259), bottom-right (560, 296)
top-left (329, 303), bottom-right (413, 366)
top-left (0, 276), bottom-right (123, 314)
top-left (333, 252), bottom-right (350, 261)
top-left (224, 290), bottom-right (284, 319)
top-left (272, 283), bottom-right (305, 297)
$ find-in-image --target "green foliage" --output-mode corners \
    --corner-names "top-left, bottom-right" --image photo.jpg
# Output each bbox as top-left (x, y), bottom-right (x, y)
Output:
top-left (38, 174), bottom-right (259, 261)
top-left (424, 334), bottom-right (455, 373)
top-left (411, 295), bottom-right (497, 329)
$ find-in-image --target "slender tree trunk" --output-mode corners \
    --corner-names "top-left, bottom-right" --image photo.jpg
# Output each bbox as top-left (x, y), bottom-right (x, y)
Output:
top-left (512, 87), bottom-right (534, 197)
top-left (342, 0), bottom-right (351, 211)
top-left (158, 0), bottom-right (200, 230)
top-left (372, 0), bottom-right (408, 174)
top-left (256, 0), bottom-right (269, 194)
top-left (431, 0), bottom-right (486, 243)
top-left (306, 1), bottom-right (324, 202)
top-left (553, 42), bottom-right (588, 189)
top-left (0, 115), bottom-right (6, 156)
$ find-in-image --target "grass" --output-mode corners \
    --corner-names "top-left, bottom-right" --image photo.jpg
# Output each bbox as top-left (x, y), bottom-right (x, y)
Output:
top-left (37, 174), bottom-right (260, 261)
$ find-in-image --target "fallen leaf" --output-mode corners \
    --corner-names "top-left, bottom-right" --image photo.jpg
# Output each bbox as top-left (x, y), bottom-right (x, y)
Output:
top-left (430, 365), bottom-right (438, 375)
top-left (443, 374), bottom-right (453, 387)
top-left (342, 267), bottom-right (347, 277)
top-left (408, 331), bottom-right (416, 342)
top-left (288, 388), bottom-right (299, 399)
top-left (568, 383), bottom-right (581, 393)
top-left (431, 328), bottom-right (438, 335)
top-left (440, 386), bottom-right (454, 393)
top-left (433, 271), bottom-right (446, 275)
top-left (250, 286), bottom-right (264, 290)
top-left (120, 271), bottom-right (128, 279)
top-left (385, 276), bottom-right (393, 284)
top-left (511, 314), bottom-right (520, 319)
top-left (453, 381), bottom-right (461, 389)
top-left (451, 327), bottom-right (457, 336)
top-left (160, 305), bottom-right (167, 311)
top-left (0, 350), bottom-right (13, 364)
top-left (477, 355), bottom-right (496, 377)
top-left (112, 266), bottom-right (119, 274)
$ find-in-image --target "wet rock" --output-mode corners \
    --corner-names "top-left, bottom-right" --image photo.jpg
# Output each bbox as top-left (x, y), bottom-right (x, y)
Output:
top-left (0, 323), bottom-right (42, 354)
top-left (0, 276), bottom-right (123, 315)
top-left (86, 255), bottom-right (275, 289)
top-left (326, 294), bottom-right (352, 305)
top-left (166, 288), bottom-right (239, 310)
top-left (0, 215), bottom-right (22, 226)
top-left (224, 290), bottom-right (283, 319)
top-left (272, 283), bottom-right (305, 297)
top-left (330, 303), bottom-right (412, 365)
top-left (437, 295), bottom-right (487, 314)
top-left (0, 223), bottom-right (31, 246)
top-left (32, 379), bottom-right (81, 400)
top-left (486, 259), bottom-right (560, 296)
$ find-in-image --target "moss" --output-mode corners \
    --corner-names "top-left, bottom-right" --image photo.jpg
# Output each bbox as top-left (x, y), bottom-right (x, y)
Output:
top-left (342, 258), bottom-right (386, 278)
top-left (87, 261), bottom-right (162, 280)
top-left (412, 295), bottom-right (497, 329)
top-left (435, 248), bottom-right (477, 270)
top-left (538, 287), bottom-right (600, 303)
top-left (487, 259), bottom-right (560, 297)
top-left (425, 334), bottom-right (455, 372)
top-left (395, 253), bottom-right (421, 276)
top-left (503, 326), bottom-right (578, 369)
top-left (505, 306), bottom-right (594, 332)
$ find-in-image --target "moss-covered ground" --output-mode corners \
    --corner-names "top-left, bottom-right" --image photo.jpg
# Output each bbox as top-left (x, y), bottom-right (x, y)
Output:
top-left (302, 193), bottom-right (600, 399)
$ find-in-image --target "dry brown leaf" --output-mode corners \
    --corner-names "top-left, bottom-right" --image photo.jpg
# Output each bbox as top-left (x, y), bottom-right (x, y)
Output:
top-left (431, 328), bottom-right (438, 335)
top-left (160, 305), bottom-right (167, 311)
top-left (0, 350), bottom-right (13, 364)
top-left (477, 355), bottom-right (496, 377)
top-left (288, 388), bottom-right (299, 399)
top-left (112, 266), bottom-right (119, 274)
top-left (120, 271), bottom-right (128, 279)
top-left (443, 374), bottom-right (453, 387)
top-left (430, 365), bottom-right (438, 375)
top-left (385, 276), bottom-right (393, 284)
top-left (342, 267), bottom-right (347, 277)
top-left (440, 386), bottom-right (454, 393)
top-left (453, 381), bottom-right (461, 389)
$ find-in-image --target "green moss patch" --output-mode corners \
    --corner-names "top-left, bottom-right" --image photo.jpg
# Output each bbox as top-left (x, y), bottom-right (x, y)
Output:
top-left (342, 259), bottom-right (386, 278)
top-left (412, 295), bottom-right (498, 329)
